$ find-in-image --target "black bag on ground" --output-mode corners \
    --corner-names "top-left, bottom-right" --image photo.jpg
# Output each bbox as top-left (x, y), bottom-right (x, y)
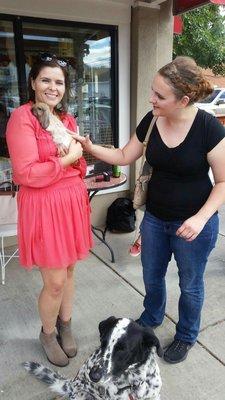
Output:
top-left (106, 198), bottom-right (136, 232)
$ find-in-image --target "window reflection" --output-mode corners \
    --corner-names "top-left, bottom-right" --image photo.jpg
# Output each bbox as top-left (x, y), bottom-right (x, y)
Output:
top-left (0, 21), bottom-right (19, 158)
top-left (79, 36), bottom-right (112, 146)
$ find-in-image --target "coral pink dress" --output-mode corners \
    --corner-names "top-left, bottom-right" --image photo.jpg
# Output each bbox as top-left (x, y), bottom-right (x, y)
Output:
top-left (6, 103), bottom-right (93, 269)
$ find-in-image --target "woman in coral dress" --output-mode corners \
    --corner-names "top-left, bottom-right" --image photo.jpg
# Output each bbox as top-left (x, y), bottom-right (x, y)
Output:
top-left (6, 54), bottom-right (93, 367)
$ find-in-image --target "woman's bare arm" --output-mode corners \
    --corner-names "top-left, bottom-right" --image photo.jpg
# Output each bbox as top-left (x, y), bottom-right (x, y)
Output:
top-left (74, 133), bottom-right (144, 166)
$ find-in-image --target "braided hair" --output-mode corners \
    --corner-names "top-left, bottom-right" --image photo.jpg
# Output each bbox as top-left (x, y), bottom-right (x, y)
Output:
top-left (158, 56), bottom-right (213, 104)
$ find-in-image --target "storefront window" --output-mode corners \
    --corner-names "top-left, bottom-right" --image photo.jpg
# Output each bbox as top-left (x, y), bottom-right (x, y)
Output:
top-left (0, 16), bottom-right (117, 172)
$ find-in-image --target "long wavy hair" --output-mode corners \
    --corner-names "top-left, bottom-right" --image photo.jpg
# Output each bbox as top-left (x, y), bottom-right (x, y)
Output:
top-left (27, 56), bottom-right (70, 114)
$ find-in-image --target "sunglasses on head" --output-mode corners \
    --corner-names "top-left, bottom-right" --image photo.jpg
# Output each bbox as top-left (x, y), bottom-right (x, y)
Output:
top-left (40, 52), bottom-right (68, 68)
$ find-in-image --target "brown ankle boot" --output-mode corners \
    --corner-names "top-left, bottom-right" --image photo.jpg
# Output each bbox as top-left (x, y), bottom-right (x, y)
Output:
top-left (56, 317), bottom-right (77, 358)
top-left (39, 328), bottom-right (69, 367)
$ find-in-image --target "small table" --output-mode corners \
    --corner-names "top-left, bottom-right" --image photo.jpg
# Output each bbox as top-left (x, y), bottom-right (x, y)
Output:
top-left (85, 173), bottom-right (127, 263)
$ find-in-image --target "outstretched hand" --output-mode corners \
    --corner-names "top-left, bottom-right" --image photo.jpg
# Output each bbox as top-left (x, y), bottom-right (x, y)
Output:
top-left (71, 134), bottom-right (93, 153)
top-left (176, 215), bottom-right (207, 242)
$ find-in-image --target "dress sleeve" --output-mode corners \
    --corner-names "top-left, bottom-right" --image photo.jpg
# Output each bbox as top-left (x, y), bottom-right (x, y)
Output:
top-left (6, 107), bottom-right (64, 188)
top-left (136, 111), bottom-right (154, 142)
top-left (204, 113), bottom-right (225, 152)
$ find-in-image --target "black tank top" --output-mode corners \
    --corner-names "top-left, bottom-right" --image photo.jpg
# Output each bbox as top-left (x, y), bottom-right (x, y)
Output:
top-left (136, 109), bottom-right (225, 221)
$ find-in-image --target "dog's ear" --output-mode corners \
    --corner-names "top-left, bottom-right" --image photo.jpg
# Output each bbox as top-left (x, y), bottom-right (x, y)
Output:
top-left (143, 328), bottom-right (163, 357)
top-left (99, 316), bottom-right (118, 338)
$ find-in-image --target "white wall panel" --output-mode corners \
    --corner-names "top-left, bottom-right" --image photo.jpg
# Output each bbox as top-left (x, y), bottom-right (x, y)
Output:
top-left (0, 0), bottom-right (131, 24)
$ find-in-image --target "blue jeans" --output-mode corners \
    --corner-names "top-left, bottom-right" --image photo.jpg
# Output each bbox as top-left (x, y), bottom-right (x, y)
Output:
top-left (139, 211), bottom-right (218, 343)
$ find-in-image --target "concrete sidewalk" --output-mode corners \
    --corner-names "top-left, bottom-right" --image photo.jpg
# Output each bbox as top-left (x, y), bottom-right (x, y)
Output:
top-left (1, 207), bottom-right (225, 400)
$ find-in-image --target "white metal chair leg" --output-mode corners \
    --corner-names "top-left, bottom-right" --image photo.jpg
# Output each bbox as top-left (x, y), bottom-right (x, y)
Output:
top-left (2, 264), bottom-right (5, 285)
top-left (1, 236), bottom-right (5, 285)
top-left (0, 256), bottom-right (4, 285)
top-left (1, 234), bottom-right (18, 285)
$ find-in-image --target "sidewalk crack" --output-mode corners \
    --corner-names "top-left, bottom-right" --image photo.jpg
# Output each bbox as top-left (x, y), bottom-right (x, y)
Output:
top-left (200, 319), bottom-right (225, 332)
top-left (219, 232), bottom-right (225, 237)
top-left (197, 341), bottom-right (225, 367)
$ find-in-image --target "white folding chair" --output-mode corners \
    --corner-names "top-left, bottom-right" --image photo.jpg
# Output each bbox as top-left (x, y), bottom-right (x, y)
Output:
top-left (0, 224), bottom-right (18, 284)
top-left (0, 178), bottom-right (19, 285)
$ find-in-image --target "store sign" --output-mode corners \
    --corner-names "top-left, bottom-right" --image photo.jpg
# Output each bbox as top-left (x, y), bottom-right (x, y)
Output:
top-left (58, 38), bottom-right (74, 57)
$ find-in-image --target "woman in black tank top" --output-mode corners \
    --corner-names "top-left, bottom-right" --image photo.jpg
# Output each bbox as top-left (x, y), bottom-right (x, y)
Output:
top-left (76, 56), bottom-right (225, 364)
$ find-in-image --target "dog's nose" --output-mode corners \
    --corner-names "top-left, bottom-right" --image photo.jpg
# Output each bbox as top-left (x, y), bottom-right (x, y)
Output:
top-left (89, 365), bottom-right (104, 382)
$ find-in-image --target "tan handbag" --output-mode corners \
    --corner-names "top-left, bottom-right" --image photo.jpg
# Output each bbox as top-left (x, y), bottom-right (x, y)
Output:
top-left (133, 116), bottom-right (157, 210)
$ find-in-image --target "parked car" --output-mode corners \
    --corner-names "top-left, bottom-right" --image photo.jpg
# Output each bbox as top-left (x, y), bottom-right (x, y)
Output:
top-left (195, 88), bottom-right (225, 115)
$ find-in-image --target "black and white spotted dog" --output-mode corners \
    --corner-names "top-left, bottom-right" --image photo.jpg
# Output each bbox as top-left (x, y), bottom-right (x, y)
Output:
top-left (24, 316), bottom-right (163, 400)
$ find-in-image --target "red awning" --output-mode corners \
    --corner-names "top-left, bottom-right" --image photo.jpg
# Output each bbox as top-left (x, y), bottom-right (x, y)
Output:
top-left (173, 0), bottom-right (209, 14)
top-left (173, 0), bottom-right (225, 14)
top-left (210, 0), bottom-right (225, 3)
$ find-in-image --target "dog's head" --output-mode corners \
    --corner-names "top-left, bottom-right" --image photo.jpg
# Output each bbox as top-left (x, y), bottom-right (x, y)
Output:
top-left (89, 316), bottom-right (163, 383)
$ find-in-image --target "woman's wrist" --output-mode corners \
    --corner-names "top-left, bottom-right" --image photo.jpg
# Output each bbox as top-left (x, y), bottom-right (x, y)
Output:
top-left (60, 153), bottom-right (78, 167)
top-left (84, 142), bottom-right (95, 155)
top-left (195, 210), bottom-right (211, 224)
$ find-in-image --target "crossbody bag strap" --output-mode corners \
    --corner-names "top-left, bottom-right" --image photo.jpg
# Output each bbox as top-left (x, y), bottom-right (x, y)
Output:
top-left (138, 116), bottom-right (157, 176)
